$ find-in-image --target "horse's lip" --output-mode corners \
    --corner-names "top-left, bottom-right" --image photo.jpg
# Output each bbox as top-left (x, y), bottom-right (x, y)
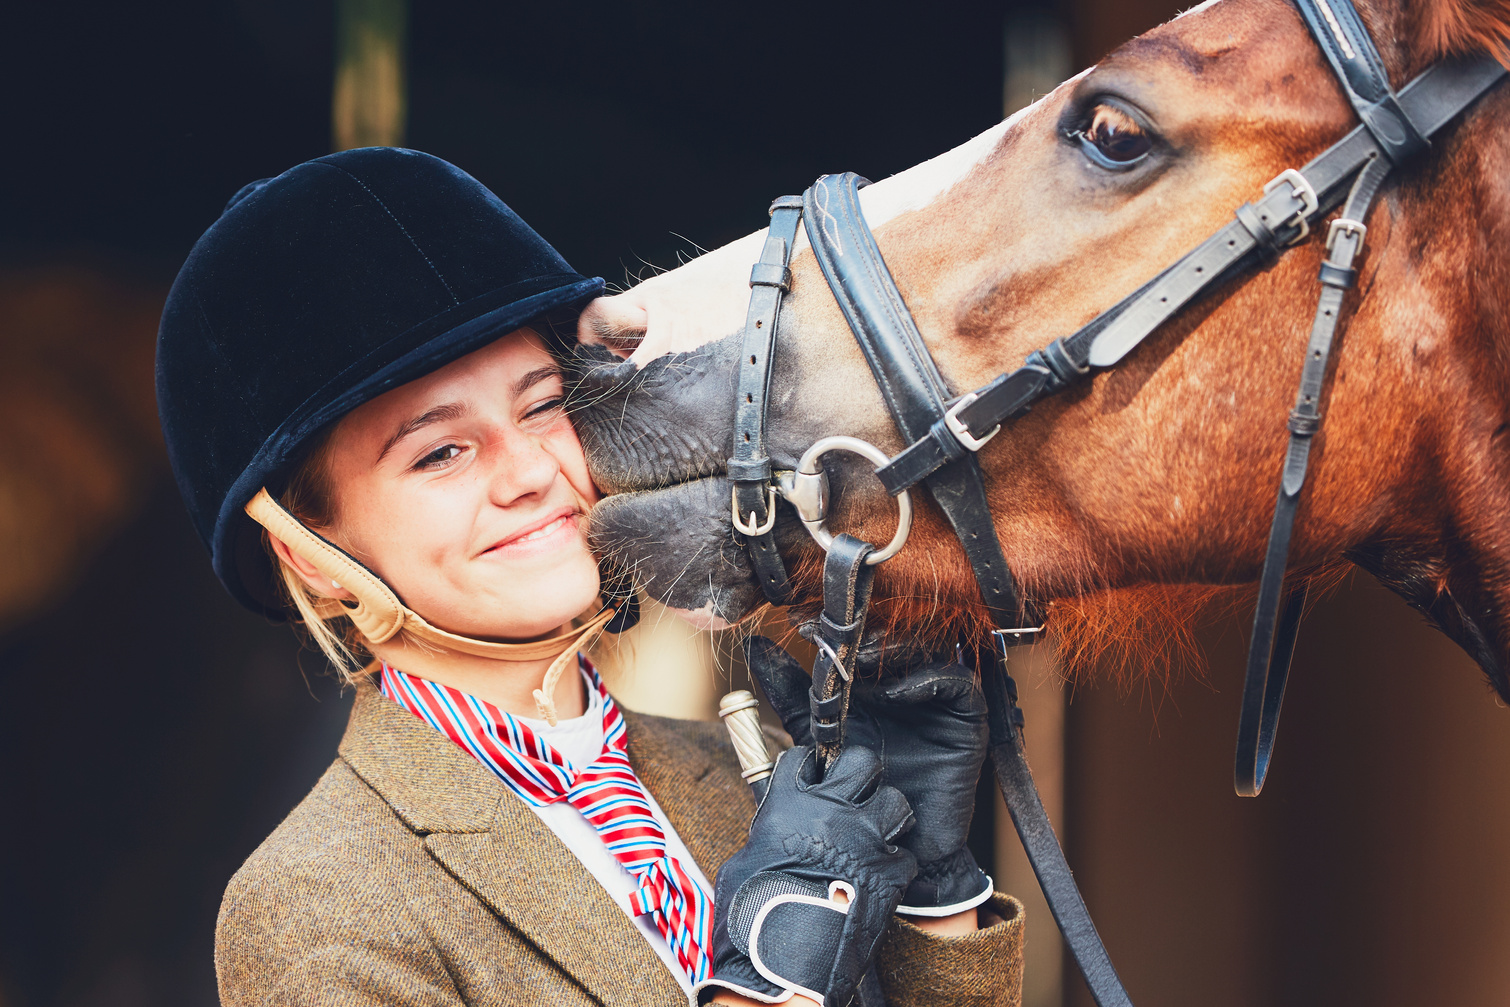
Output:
top-left (592, 466), bottom-right (726, 498)
top-left (587, 474), bottom-right (769, 624)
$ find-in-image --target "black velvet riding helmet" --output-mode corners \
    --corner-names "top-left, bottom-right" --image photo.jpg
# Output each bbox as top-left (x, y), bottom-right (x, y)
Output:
top-left (156, 147), bottom-right (605, 619)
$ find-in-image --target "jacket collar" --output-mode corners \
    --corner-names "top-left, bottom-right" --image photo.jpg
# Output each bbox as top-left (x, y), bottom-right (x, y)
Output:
top-left (337, 680), bottom-right (754, 1004)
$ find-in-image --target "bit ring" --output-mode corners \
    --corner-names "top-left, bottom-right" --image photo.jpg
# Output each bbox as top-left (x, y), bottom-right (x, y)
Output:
top-left (781, 436), bottom-right (912, 564)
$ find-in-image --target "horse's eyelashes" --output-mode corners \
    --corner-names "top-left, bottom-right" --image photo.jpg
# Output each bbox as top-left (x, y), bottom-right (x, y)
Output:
top-left (1071, 101), bottom-right (1154, 171)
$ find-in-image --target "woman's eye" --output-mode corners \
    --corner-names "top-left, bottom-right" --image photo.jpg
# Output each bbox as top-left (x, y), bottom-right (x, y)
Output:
top-left (1074, 104), bottom-right (1152, 168)
top-left (416, 445), bottom-right (463, 469)
top-left (525, 397), bottom-right (564, 419)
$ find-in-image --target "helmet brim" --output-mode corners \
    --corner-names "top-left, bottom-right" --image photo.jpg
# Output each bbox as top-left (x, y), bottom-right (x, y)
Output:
top-left (214, 273), bottom-right (604, 618)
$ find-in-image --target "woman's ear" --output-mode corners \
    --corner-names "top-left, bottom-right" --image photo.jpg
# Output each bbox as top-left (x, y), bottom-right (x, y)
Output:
top-left (267, 532), bottom-right (356, 602)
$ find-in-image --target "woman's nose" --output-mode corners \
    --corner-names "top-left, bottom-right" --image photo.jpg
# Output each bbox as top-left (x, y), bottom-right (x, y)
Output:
top-left (487, 428), bottom-right (561, 504)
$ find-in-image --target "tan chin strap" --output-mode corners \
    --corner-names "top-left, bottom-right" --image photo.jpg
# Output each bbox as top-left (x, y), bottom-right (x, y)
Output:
top-left (246, 488), bottom-right (615, 724)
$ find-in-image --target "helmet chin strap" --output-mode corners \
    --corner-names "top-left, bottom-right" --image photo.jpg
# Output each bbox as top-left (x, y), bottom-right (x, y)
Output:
top-left (245, 488), bottom-right (616, 725)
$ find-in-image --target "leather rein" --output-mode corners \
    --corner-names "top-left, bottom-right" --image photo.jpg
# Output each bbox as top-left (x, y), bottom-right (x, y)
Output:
top-left (723, 2), bottom-right (1505, 1003)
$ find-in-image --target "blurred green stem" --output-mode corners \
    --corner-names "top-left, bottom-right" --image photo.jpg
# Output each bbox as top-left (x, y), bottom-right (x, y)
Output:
top-left (333, 0), bottom-right (407, 150)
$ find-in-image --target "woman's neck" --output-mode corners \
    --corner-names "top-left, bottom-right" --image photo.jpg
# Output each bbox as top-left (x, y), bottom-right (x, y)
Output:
top-left (367, 633), bottom-right (588, 721)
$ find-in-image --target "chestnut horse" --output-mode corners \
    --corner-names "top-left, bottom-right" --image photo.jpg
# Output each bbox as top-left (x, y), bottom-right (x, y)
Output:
top-left (570, 0), bottom-right (1510, 695)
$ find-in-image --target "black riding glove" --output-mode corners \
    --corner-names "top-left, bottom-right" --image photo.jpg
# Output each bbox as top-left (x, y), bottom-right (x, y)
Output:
top-left (695, 744), bottom-right (917, 1007)
top-left (747, 636), bottom-right (993, 916)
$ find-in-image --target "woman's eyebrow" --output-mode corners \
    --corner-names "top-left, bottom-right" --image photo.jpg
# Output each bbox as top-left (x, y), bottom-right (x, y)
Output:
top-left (377, 401), bottom-right (468, 462)
top-left (513, 364), bottom-right (564, 397)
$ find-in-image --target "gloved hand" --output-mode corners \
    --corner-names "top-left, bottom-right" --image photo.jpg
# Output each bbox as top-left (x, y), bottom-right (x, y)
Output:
top-left (696, 744), bottom-right (917, 1007)
top-left (746, 636), bottom-right (993, 917)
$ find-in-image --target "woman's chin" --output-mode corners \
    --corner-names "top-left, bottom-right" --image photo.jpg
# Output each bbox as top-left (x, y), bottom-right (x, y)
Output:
top-left (469, 581), bottom-right (603, 642)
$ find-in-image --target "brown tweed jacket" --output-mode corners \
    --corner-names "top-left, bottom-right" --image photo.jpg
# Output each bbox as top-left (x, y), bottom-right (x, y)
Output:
top-left (216, 682), bottom-right (1024, 1005)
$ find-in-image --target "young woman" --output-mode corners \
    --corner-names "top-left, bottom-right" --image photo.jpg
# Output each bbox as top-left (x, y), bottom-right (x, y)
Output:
top-left (157, 147), bottom-right (1024, 1006)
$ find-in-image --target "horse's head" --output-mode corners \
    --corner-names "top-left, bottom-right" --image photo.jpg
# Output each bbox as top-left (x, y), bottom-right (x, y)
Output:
top-left (571, 0), bottom-right (1510, 688)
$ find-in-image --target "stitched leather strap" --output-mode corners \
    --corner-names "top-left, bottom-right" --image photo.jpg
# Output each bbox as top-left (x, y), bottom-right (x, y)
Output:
top-left (876, 54), bottom-right (1506, 494)
top-left (243, 488), bottom-right (618, 721)
top-left (802, 173), bottom-right (1033, 628)
top-left (804, 534), bottom-right (876, 765)
top-left (1292, 0), bottom-right (1428, 164)
top-left (1234, 153), bottom-right (1392, 795)
top-left (730, 195), bottom-right (805, 605)
top-left (744, 7), bottom-right (1502, 1006)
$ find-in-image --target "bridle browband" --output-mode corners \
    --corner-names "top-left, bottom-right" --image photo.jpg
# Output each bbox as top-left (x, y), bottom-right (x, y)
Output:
top-left (724, 1), bottom-right (1504, 1003)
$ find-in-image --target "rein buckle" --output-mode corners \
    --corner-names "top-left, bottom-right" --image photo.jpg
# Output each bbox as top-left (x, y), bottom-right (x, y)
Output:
top-left (1262, 169), bottom-right (1320, 245)
top-left (944, 392), bottom-right (1001, 452)
top-left (1326, 217), bottom-right (1367, 253)
top-left (991, 624), bottom-right (1047, 650)
top-left (731, 484), bottom-right (778, 537)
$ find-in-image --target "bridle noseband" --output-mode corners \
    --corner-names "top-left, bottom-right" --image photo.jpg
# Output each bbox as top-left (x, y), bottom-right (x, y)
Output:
top-left (725, 3), bottom-right (1505, 1004)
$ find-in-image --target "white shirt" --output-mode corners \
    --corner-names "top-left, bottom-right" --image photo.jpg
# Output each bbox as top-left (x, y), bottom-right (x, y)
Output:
top-left (514, 678), bottom-right (713, 995)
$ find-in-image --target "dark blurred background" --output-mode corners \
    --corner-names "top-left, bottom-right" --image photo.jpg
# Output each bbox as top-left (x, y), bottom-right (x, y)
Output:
top-left (4, 1), bottom-right (1509, 1006)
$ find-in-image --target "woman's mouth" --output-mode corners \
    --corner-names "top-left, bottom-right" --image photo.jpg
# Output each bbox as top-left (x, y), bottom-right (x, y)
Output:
top-left (482, 510), bottom-right (581, 558)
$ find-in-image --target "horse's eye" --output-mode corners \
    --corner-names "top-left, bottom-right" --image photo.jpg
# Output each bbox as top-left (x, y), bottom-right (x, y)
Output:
top-left (1075, 103), bottom-right (1152, 168)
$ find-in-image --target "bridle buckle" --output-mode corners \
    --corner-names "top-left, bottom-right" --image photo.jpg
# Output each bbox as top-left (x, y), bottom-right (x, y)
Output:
top-left (1326, 216), bottom-right (1367, 253)
top-left (1262, 168), bottom-right (1320, 245)
top-left (944, 392), bottom-right (1001, 452)
top-left (730, 484), bottom-right (779, 537)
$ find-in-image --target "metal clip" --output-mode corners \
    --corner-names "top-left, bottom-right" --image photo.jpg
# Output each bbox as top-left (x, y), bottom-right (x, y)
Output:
top-left (779, 436), bottom-right (913, 565)
top-left (944, 392), bottom-right (1001, 452)
top-left (991, 624), bottom-right (1047, 649)
top-left (812, 636), bottom-right (849, 682)
top-left (775, 467), bottom-right (827, 526)
top-left (730, 484), bottom-right (778, 537)
top-left (1262, 168), bottom-right (1319, 245)
top-left (1325, 217), bottom-right (1367, 254)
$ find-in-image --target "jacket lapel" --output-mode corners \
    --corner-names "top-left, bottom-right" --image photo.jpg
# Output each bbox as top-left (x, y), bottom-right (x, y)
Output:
top-left (340, 684), bottom-right (683, 1006)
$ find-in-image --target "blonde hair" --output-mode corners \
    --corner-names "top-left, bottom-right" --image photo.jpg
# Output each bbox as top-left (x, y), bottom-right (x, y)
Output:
top-left (266, 431), bottom-right (371, 682)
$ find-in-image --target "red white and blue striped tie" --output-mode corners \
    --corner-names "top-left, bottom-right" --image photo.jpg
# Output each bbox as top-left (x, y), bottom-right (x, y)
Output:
top-left (379, 659), bottom-right (714, 985)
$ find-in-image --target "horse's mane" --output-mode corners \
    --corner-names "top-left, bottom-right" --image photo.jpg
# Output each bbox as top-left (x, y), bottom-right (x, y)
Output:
top-left (1413, 0), bottom-right (1510, 63)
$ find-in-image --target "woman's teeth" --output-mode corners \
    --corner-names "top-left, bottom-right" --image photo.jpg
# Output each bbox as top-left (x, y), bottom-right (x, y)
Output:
top-left (517, 515), bottom-right (569, 543)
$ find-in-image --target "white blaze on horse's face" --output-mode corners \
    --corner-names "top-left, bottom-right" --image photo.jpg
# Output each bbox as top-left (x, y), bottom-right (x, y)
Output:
top-left (575, 103), bottom-right (1047, 367)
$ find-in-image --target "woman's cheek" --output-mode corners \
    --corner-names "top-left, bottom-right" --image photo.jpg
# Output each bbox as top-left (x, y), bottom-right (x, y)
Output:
top-left (550, 424), bottom-right (600, 506)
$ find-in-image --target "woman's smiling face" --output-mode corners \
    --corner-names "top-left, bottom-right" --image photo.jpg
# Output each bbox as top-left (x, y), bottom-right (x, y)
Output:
top-left (318, 328), bottom-right (601, 640)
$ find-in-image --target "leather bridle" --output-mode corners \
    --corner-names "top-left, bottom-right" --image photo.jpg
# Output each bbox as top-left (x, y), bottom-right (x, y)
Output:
top-left (727, 2), bottom-right (1505, 1003)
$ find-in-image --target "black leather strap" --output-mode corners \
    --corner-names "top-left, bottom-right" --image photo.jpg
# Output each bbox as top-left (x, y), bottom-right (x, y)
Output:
top-left (1292, 0), bottom-right (1428, 164)
top-left (802, 173), bottom-right (1034, 628)
top-left (983, 635), bottom-right (1133, 1007)
top-left (804, 534), bottom-right (876, 766)
top-left (875, 54), bottom-right (1506, 494)
top-left (728, 5), bottom-right (1499, 1000)
top-left (800, 170), bottom-right (1125, 999)
top-left (1234, 153), bottom-right (1392, 796)
top-left (730, 195), bottom-right (805, 604)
